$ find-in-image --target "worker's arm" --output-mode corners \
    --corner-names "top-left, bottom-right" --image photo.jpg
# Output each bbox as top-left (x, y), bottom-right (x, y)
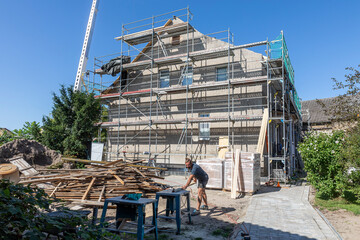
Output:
top-left (182, 174), bottom-right (195, 189)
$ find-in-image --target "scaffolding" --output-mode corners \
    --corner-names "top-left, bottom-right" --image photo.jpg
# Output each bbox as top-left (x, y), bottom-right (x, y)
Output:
top-left (83, 7), bottom-right (302, 181)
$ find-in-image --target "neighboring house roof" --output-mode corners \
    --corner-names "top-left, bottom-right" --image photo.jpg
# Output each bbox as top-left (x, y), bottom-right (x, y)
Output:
top-left (0, 128), bottom-right (13, 135)
top-left (301, 97), bottom-right (335, 124)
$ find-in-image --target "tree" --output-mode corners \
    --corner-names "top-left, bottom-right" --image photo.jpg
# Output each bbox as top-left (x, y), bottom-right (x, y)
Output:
top-left (320, 65), bottom-right (360, 122)
top-left (42, 85), bottom-right (101, 158)
top-left (13, 121), bottom-right (42, 142)
top-left (0, 131), bottom-right (14, 146)
top-left (0, 122), bottom-right (42, 146)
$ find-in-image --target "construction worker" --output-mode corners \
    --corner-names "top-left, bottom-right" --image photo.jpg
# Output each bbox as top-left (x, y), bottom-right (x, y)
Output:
top-left (182, 158), bottom-right (209, 215)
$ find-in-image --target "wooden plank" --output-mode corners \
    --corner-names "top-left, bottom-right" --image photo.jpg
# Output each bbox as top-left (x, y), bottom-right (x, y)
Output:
top-left (20, 176), bottom-right (86, 184)
top-left (256, 108), bottom-right (268, 160)
top-left (98, 185), bottom-right (106, 202)
top-left (62, 157), bottom-right (109, 165)
top-left (9, 157), bottom-right (39, 177)
top-left (49, 182), bottom-right (62, 197)
top-left (103, 159), bottom-right (123, 167)
top-left (127, 164), bottom-right (167, 171)
top-left (112, 174), bottom-right (125, 185)
top-left (231, 149), bottom-right (240, 199)
top-left (130, 167), bottom-right (146, 178)
top-left (82, 177), bottom-right (96, 201)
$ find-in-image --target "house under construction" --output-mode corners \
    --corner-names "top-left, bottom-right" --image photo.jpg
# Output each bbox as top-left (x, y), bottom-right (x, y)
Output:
top-left (83, 8), bottom-right (302, 181)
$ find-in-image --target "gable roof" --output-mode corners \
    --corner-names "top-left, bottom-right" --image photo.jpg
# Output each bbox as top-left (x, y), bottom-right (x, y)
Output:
top-left (0, 128), bottom-right (13, 136)
top-left (301, 97), bottom-right (335, 123)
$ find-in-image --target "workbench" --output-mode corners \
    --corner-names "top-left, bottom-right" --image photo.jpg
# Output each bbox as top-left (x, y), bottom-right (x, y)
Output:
top-left (155, 189), bottom-right (192, 234)
top-left (100, 196), bottom-right (158, 240)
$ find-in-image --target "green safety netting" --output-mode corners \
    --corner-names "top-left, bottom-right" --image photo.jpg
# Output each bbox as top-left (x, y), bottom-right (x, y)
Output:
top-left (293, 89), bottom-right (301, 114)
top-left (270, 33), bottom-right (300, 115)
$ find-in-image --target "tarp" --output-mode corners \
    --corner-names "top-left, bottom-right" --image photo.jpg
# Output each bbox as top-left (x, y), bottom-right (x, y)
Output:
top-left (101, 56), bottom-right (131, 76)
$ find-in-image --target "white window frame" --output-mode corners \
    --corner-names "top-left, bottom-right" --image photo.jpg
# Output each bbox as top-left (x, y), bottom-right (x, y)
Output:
top-left (160, 69), bottom-right (170, 88)
top-left (199, 113), bottom-right (210, 141)
top-left (216, 67), bottom-right (227, 81)
top-left (181, 65), bottom-right (193, 86)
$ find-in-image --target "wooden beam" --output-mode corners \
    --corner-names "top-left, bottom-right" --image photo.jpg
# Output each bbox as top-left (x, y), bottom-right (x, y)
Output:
top-left (82, 177), bottom-right (96, 201)
top-left (257, 108), bottom-right (268, 156)
top-left (112, 174), bottom-right (125, 185)
top-left (103, 159), bottom-right (123, 167)
top-left (98, 185), bottom-right (106, 202)
top-left (130, 167), bottom-right (146, 178)
top-left (62, 157), bottom-right (108, 165)
top-left (49, 182), bottom-right (62, 197)
top-left (231, 149), bottom-right (240, 199)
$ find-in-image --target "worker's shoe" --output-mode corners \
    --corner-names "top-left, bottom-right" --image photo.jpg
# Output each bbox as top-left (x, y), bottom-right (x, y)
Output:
top-left (200, 205), bottom-right (208, 210)
top-left (191, 209), bottom-right (200, 216)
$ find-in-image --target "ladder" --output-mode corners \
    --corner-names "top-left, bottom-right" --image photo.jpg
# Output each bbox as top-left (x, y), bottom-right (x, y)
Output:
top-left (74, 0), bottom-right (100, 92)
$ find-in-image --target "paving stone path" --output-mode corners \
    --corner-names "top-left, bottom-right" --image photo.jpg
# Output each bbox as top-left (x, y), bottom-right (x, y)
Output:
top-left (237, 184), bottom-right (341, 240)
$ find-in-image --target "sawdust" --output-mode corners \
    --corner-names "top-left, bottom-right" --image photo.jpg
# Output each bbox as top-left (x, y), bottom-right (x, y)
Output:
top-left (0, 139), bottom-right (64, 169)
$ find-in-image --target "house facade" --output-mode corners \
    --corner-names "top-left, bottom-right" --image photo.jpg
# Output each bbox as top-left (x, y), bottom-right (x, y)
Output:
top-left (87, 8), bottom-right (302, 181)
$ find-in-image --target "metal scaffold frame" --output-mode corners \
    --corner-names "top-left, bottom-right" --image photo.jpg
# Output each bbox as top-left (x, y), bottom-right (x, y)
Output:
top-left (266, 31), bottom-right (302, 182)
top-left (82, 7), bottom-right (302, 179)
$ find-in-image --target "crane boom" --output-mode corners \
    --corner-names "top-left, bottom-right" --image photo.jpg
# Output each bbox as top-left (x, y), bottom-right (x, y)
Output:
top-left (74, 0), bottom-right (99, 92)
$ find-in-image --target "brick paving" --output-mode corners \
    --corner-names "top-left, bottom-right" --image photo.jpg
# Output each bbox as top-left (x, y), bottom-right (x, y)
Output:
top-left (237, 184), bottom-right (341, 240)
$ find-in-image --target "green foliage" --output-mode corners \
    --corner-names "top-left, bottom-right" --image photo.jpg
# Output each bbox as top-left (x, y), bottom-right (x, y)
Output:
top-left (315, 195), bottom-right (360, 215)
top-left (0, 121), bottom-right (42, 146)
top-left (13, 121), bottom-right (42, 142)
top-left (0, 179), bottom-right (122, 239)
top-left (0, 130), bottom-right (14, 145)
top-left (42, 85), bottom-right (101, 158)
top-left (0, 179), bottom-right (55, 239)
top-left (341, 121), bottom-right (360, 170)
top-left (299, 131), bottom-right (346, 199)
top-left (211, 226), bottom-right (234, 238)
top-left (324, 64), bottom-right (360, 122)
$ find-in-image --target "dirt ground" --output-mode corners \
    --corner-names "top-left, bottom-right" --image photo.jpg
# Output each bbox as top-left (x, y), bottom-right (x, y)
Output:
top-left (92, 175), bottom-right (251, 240)
top-left (0, 139), bottom-right (64, 168)
top-left (309, 186), bottom-right (360, 240)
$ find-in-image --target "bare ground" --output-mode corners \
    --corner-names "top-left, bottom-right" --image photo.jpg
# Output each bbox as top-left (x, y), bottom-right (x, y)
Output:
top-left (93, 175), bottom-right (251, 240)
top-left (309, 186), bottom-right (360, 240)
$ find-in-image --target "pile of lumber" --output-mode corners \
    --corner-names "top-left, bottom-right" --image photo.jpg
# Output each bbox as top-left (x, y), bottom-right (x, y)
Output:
top-left (19, 159), bottom-right (169, 201)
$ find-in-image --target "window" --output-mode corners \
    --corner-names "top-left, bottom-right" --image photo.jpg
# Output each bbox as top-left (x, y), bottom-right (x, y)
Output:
top-left (160, 69), bottom-right (170, 88)
top-left (172, 35), bottom-right (180, 45)
top-left (199, 113), bottom-right (210, 141)
top-left (216, 67), bottom-right (227, 81)
top-left (181, 66), bottom-right (193, 86)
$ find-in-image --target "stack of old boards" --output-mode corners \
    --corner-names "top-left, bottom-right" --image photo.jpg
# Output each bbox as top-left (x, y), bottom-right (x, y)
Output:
top-left (197, 151), bottom-right (260, 197)
top-left (19, 159), bottom-right (168, 202)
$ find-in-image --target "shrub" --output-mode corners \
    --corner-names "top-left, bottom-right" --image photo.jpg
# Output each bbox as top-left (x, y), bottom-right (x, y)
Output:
top-left (299, 131), bottom-right (346, 199)
top-left (0, 179), bottom-right (120, 239)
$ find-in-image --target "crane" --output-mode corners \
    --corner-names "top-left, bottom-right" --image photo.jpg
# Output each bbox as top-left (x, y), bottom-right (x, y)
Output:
top-left (74, 0), bottom-right (100, 92)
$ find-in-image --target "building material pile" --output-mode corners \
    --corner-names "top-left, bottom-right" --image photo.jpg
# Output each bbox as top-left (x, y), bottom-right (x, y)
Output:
top-left (19, 159), bottom-right (169, 201)
top-left (196, 151), bottom-right (260, 195)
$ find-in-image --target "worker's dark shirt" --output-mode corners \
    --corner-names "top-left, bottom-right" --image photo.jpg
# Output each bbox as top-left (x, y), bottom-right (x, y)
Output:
top-left (191, 163), bottom-right (208, 182)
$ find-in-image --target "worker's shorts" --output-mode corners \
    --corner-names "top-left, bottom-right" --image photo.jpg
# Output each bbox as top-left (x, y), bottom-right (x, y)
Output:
top-left (197, 175), bottom-right (209, 189)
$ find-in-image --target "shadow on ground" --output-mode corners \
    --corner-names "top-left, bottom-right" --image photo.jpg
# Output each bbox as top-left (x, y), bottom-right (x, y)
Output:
top-left (98, 204), bottom-right (239, 240)
top-left (232, 222), bottom-right (317, 240)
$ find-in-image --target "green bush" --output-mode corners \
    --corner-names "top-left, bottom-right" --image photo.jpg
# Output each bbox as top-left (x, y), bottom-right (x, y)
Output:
top-left (0, 179), bottom-right (55, 239)
top-left (299, 131), bottom-right (346, 199)
top-left (0, 179), bottom-right (120, 239)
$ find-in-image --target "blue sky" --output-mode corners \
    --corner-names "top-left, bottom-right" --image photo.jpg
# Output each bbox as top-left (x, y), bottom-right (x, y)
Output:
top-left (1, 0), bottom-right (359, 130)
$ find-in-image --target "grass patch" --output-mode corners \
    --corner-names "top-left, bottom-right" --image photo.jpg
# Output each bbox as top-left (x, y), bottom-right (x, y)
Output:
top-left (315, 196), bottom-right (360, 215)
top-left (211, 226), bottom-right (233, 238)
